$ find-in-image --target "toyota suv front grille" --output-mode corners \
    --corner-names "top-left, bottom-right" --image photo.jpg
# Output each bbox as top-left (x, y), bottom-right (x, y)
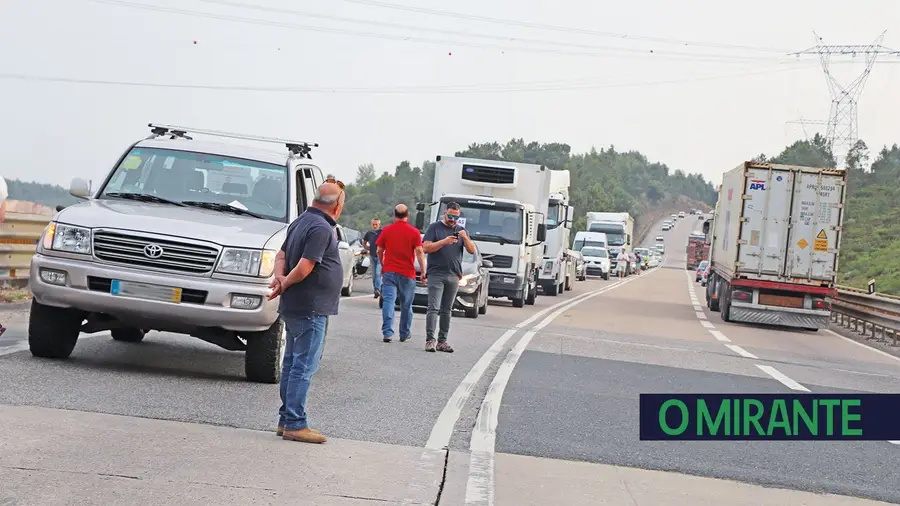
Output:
top-left (93, 231), bottom-right (219, 274)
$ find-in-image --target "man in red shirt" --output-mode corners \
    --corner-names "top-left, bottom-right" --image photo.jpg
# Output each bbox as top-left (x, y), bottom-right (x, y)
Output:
top-left (376, 204), bottom-right (426, 343)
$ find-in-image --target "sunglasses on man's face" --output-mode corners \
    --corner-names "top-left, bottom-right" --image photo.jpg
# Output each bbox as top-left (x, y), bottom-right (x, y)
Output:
top-left (446, 213), bottom-right (460, 221)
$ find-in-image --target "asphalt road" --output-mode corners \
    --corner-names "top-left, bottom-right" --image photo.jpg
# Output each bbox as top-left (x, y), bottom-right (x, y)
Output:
top-left (2, 213), bottom-right (899, 504)
top-left (495, 214), bottom-right (900, 504)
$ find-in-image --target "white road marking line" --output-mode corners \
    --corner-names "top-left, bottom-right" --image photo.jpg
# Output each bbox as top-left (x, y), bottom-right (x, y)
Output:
top-left (700, 320), bottom-right (715, 329)
top-left (695, 312), bottom-right (707, 320)
top-left (724, 344), bottom-right (758, 359)
top-left (822, 329), bottom-right (900, 363)
top-left (709, 330), bottom-right (731, 342)
top-left (756, 364), bottom-right (810, 392)
top-left (692, 305), bottom-right (702, 311)
top-left (423, 284), bottom-right (615, 451)
top-left (464, 269), bottom-right (654, 505)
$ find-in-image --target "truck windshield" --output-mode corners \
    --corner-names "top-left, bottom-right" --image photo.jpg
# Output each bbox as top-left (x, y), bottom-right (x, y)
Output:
top-left (439, 201), bottom-right (523, 244)
top-left (100, 147), bottom-right (289, 223)
top-left (573, 239), bottom-right (606, 251)
top-left (545, 203), bottom-right (561, 230)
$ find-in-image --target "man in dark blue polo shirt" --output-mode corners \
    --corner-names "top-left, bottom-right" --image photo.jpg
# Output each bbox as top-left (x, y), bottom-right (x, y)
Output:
top-left (268, 180), bottom-right (345, 444)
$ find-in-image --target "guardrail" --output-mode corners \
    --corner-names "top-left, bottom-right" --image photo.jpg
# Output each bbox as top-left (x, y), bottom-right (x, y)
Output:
top-left (831, 284), bottom-right (900, 346)
top-left (0, 212), bottom-right (52, 287)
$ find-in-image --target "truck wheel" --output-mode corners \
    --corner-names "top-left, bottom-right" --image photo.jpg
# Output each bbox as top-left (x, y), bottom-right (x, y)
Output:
top-left (525, 283), bottom-right (537, 305)
top-left (603, 272), bottom-right (610, 280)
top-left (545, 281), bottom-right (558, 296)
top-left (720, 286), bottom-right (732, 322)
top-left (111, 328), bottom-right (146, 343)
top-left (28, 299), bottom-right (85, 359)
top-left (243, 318), bottom-right (285, 384)
top-left (478, 297), bottom-right (487, 315)
top-left (464, 304), bottom-right (478, 318)
top-left (707, 277), bottom-right (720, 312)
top-left (565, 275), bottom-right (572, 291)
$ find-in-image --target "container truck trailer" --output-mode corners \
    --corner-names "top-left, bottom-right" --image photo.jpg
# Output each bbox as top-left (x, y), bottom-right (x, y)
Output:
top-left (702, 161), bottom-right (847, 330)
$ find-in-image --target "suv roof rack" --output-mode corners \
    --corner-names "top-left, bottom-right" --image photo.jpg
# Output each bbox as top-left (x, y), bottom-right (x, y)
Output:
top-left (146, 123), bottom-right (319, 159)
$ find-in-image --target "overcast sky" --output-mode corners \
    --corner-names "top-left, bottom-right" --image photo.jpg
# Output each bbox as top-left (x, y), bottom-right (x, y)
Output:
top-left (1, 0), bottom-right (898, 189)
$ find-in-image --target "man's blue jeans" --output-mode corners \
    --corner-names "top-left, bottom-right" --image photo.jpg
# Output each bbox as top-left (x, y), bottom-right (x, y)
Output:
top-left (381, 271), bottom-right (416, 339)
top-left (278, 314), bottom-right (327, 431)
top-left (371, 254), bottom-right (382, 293)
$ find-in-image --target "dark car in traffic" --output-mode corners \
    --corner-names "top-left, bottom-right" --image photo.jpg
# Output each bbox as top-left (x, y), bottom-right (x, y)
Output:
top-left (380, 243), bottom-right (492, 318)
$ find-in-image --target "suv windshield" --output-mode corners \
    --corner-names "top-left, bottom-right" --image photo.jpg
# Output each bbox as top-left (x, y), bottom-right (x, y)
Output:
top-left (581, 247), bottom-right (608, 258)
top-left (100, 147), bottom-right (289, 222)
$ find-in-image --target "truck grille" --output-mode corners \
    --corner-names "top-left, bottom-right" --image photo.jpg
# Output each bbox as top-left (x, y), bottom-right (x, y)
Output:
top-left (93, 231), bottom-right (220, 275)
top-left (485, 255), bottom-right (513, 269)
top-left (461, 164), bottom-right (515, 184)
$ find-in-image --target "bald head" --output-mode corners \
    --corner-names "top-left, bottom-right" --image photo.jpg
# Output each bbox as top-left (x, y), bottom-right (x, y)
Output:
top-left (394, 203), bottom-right (410, 221)
top-left (312, 181), bottom-right (345, 218)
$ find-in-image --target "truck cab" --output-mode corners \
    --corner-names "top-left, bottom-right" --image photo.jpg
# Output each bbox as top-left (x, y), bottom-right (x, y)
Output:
top-left (587, 221), bottom-right (632, 274)
top-left (419, 156), bottom-right (548, 308)
top-left (539, 170), bottom-right (577, 296)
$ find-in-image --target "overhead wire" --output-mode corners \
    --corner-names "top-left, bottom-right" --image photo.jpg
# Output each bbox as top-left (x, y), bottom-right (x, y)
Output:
top-left (190, 0), bottom-right (790, 60)
top-left (333, 0), bottom-right (793, 53)
top-left (0, 64), bottom-right (818, 94)
top-left (88, 0), bottom-right (795, 65)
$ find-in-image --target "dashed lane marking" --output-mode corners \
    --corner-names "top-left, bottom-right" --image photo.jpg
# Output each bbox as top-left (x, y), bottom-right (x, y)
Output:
top-left (756, 364), bottom-right (811, 392)
top-left (724, 344), bottom-right (758, 359)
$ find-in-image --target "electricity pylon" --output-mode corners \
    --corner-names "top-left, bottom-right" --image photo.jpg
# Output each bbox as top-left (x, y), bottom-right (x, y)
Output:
top-left (791, 31), bottom-right (896, 167)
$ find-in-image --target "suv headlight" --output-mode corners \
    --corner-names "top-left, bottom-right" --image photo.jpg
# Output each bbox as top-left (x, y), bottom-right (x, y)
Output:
top-left (42, 222), bottom-right (91, 254)
top-left (458, 274), bottom-right (477, 287)
top-left (216, 247), bottom-right (278, 277)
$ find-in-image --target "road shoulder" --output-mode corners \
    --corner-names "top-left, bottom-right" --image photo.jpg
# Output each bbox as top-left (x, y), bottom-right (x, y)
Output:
top-left (0, 404), bottom-right (438, 505)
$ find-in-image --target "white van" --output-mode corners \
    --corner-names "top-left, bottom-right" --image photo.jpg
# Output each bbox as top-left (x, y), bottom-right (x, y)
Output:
top-left (573, 231), bottom-right (608, 252)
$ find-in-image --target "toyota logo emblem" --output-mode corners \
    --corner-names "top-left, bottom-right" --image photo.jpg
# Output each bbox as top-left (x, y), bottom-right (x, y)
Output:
top-left (143, 244), bottom-right (164, 259)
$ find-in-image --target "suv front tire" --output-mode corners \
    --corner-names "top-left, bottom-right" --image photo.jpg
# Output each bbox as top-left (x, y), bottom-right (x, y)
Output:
top-left (243, 318), bottom-right (285, 384)
top-left (28, 299), bottom-right (85, 359)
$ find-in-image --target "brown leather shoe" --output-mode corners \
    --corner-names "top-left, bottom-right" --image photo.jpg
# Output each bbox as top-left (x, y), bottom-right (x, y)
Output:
top-left (277, 426), bottom-right (320, 437)
top-left (282, 428), bottom-right (327, 443)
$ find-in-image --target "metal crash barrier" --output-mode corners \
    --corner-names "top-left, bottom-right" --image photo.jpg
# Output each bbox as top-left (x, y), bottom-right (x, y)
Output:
top-left (831, 285), bottom-right (900, 346)
top-left (0, 212), bottom-right (52, 287)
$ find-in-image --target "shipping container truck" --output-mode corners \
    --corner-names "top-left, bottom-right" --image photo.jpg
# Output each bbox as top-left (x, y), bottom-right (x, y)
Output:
top-left (702, 161), bottom-right (847, 330)
top-left (538, 169), bottom-right (578, 295)
top-left (685, 233), bottom-right (709, 270)
top-left (417, 155), bottom-right (549, 308)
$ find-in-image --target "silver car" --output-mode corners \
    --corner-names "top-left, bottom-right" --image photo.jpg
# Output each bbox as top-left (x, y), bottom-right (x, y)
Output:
top-left (29, 123), bottom-right (346, 383)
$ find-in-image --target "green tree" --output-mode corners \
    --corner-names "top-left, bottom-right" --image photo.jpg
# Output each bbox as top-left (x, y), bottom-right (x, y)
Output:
top-left (355, 163), bottom-right (376, 186)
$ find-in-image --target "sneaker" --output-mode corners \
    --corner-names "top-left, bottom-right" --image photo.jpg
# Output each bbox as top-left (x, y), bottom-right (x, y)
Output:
top-left (399, 335), bottom-right (411, 342)
top-left (436, 341), bottom-right (454, 353)
top-left (383, 336), bottom-right (392, 343)
top-left (374, 291), bottom-right (380, 299)
top-left (425, 340), bottom-right (436, 352)
top-left (278, 426), bottom-right (320, 437)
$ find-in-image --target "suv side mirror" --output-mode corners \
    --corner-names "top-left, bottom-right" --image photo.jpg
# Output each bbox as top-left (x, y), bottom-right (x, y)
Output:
top-left (338, 241), bottom-right (350, 250)
top-left (565, 206), bottom-right (575, 224)
top-left (69, 177), bottom-right (91, 199)
top-left (482, 259), bottom-right (493, 269)
top-left (537, 223), bottom-right (547, 242)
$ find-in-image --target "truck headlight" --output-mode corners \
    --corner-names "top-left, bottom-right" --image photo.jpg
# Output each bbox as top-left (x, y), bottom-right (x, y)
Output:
top-left (216, 248), bottom-right (278, 277)
top-left (43, 222), bottom-right (91, 254)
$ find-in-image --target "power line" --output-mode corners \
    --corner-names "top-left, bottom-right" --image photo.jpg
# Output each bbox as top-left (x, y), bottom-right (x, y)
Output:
top-left (0, 65), bottom-right (813, 94)
top-left (335, 0), bottom-right (791, 53)
top-left (191, 0), bottom-right (785, 60)
top-left (89, 0), bottom-right (790, 64)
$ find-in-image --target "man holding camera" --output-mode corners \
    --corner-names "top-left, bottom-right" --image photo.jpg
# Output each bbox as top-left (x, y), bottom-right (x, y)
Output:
top-left (422, 202), bottom-right (476, 353)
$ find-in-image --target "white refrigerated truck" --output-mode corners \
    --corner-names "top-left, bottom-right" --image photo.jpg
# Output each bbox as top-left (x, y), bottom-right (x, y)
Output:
top-left (538, 169), bottom-right (578, 295)
top-left (417, 155), bottom-right (549, 308)
top-left (585, 212), bottom-right (634, 274)
top-left (703, 161), bottom-right (847, 330)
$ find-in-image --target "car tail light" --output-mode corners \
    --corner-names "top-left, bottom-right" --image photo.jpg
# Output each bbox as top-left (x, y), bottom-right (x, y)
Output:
top-left (813, 298), bottom-right (831, 310)
top-left (732, 289), bottom-right (752, 302)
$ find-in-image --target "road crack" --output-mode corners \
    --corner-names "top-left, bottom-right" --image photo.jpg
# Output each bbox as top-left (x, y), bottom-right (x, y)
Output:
top-left (433, 447), bottom-right (450, 505)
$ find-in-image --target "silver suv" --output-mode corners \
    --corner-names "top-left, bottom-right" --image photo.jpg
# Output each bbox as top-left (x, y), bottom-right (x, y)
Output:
top-left (29, 124), bottom-right (345, 383)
